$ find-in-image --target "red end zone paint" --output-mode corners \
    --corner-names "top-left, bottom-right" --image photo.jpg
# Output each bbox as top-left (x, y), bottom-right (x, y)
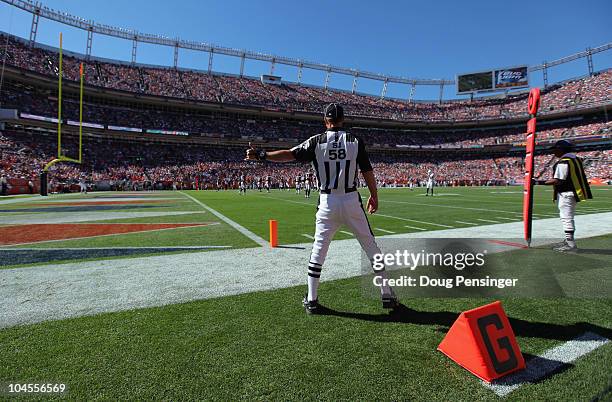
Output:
top-left (0, 223), bottom-right (213, 245)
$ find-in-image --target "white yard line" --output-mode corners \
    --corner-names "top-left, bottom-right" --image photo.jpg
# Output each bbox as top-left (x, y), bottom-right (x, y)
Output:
top-left (581, 207), bottom-right (608, 212)
top-left (0, 210), bottom-right (207, 225)
top-left (180, 192), bottom-right (268, 247)
top-left (476, 218), bottom-right (501, 223)
top-left (497, 217), bottom-right (518, 221)
top-left (377, 214), bottom-right (455, 228)
top-left (0, 191), bottom-right (174, 205)
top-left (383, 199), bottom-right (520, 216)
top-left (256, 194), bottom-right (313, 207)
top-left (375, 228), bottom-right (395, 234)
top-left (339, 230), bottom-right (354, 236)
top-left (482, 332), bottom-right (610, 397)
top-left (416, 193), bottom-right (460, 196)
top-left (455, 221), bottom-right (478, 226)
top-left (32, 197), bottom-right (187, 203)
top-left (404, 225), bottom-right (427, 231)
top-left (301, 234), bottom-right (315, 240)
top-left (583, 198), bottom-right (612, 204)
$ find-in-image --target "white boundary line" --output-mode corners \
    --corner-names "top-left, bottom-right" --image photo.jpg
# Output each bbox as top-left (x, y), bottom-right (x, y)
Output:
top-left (181, 192), bottom-right (268, 247)
top-left (482, 332), bottom-right (610, 397)
top-left (0, 210), bottom-right (209, 225)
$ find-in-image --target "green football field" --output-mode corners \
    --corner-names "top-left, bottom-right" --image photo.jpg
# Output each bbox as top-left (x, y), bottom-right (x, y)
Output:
top-left (2, 186), bottom-right (612, 256)
top-left (1, 186), bottom-right (611, 400)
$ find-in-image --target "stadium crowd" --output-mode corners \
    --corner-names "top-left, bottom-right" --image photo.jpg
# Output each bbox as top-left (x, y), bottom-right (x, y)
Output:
top-left (2, 33), bottom-right (611, 123)
top-left (2, 81), bottom-right (610, 148)
top-left (2, 130), bottom-right (610, 195)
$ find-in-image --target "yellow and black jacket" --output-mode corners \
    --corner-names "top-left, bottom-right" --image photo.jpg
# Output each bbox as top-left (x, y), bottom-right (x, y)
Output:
top-left (552, 155), bottom-right (593, 202)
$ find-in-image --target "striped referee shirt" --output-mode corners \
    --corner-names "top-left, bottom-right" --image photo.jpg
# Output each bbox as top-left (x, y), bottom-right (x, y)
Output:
top-left (290, 130), bottom-right (373, 193)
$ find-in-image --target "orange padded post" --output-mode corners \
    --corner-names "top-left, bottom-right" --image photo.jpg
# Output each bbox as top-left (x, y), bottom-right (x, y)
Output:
top-left (269, 219), bottom-right (278, 248)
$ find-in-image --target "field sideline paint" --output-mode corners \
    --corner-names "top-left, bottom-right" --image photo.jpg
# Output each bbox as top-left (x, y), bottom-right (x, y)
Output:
top-left (180, 192), bottom-right (268, 247)
top-left (482, 332), bottom-right (610, 396)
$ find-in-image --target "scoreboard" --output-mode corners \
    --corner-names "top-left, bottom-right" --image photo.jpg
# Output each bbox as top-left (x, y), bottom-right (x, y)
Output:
top-left (457, 66), bottom-right (528, 94)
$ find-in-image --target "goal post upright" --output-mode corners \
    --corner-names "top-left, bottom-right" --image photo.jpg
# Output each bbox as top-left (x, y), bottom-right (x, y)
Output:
top-left (57, 32), bottom-right (62, 159)
top-left (79, 61), bottom-right (83, 163)
top-left (40, 33), bottom-right (84, 195)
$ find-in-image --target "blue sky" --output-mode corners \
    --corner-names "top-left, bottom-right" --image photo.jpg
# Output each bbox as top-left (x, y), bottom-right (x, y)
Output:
top-left (1, 0), bottom-right (610, 100)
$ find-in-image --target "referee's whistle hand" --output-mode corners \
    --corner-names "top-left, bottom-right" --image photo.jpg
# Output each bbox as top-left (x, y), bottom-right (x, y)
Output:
top-left (367, 195), bottom-right (378, 214)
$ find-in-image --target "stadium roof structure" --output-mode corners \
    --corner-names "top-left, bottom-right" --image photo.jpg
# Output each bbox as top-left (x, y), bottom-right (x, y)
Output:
top-left (2, 0), bottom-right (611, 101)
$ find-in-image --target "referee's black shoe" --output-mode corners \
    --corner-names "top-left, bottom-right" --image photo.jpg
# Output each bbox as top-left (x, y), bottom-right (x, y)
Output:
top-left (303, 295), bottom-right (321, 314)
top-left (382, 294), bottom-right (400, 310)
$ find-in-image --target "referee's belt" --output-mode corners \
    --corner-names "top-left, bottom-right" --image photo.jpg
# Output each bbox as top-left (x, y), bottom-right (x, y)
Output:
top-left (320, 187), bottom-right (357, 194)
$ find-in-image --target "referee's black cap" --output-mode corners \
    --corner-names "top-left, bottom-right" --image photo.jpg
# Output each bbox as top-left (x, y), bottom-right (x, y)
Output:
top-left (324, 103), bottom-right (344, 121)
top-left (554, 139), bottom-right (574, 151)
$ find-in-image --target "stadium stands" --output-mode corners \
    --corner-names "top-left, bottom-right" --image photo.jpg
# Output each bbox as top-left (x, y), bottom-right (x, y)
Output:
top-left (0, 32), bottom-right (610, 193)
top-left (1, 81), bottom-right (610, 147)
top-left (1, 33), bottom-right (611, 122)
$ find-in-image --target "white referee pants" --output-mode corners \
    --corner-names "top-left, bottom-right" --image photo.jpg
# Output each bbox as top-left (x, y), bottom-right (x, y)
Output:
top-left (308, 192), bottom-right (381, 272)
top-left (557, 192), bottom-right (576, 232)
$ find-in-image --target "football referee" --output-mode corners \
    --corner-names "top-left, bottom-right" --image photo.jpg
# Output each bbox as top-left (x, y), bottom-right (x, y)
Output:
top-left (246, 103), bottom-right (398, 314)
top-left (534, 140), bottom-right (592, 252)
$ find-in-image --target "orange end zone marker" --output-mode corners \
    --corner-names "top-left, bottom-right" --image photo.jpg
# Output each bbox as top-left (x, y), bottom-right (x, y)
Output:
top-left (437, 300), bottom-right (525, 383)
top-left (269, 219), bottom-right (278, 248)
